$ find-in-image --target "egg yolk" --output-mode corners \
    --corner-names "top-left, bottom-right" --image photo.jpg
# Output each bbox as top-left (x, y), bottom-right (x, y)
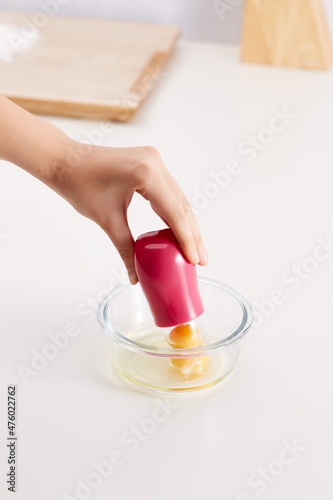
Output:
top-left (167, 323), bottom-right (210, 379)
top-left (170, 355), bottom-right (211, 378)
top-left (167, 323), bottom-right (202, 348)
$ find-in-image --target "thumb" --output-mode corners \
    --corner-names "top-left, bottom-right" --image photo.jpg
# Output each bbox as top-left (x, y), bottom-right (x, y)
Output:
top-left (104, 210), bottom-right (138, 285)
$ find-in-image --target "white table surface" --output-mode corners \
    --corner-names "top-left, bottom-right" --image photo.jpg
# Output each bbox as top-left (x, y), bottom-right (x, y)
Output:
top-left (1, 39), bottom-right (333, 500)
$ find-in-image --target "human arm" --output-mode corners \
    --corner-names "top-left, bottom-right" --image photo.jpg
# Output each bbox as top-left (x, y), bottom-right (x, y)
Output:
top-left (0, 95), bottom-right (208, 283)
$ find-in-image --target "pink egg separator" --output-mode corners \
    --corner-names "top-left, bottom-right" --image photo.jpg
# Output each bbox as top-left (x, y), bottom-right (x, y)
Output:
top-left (134, 228), bottom-right (204, 328)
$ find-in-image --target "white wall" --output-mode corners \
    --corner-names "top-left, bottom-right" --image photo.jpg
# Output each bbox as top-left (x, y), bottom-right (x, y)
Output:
top-left (0, 0), bottom-right (333, 42)
top-left (0, 0), bottom-right (243, 42)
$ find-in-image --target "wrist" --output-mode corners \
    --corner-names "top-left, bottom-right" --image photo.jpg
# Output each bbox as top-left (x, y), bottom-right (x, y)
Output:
top-left (50, 137), bottom-right (84, 192)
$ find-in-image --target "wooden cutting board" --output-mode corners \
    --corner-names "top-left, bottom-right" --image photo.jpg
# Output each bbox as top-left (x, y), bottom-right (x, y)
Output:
top-left (0, 12), bottom-right (180, 121)
top-left (241, 0), bottom-right (333, 70)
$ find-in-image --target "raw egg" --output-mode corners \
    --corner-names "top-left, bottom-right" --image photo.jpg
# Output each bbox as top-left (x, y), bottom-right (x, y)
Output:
top-left (167, 323), bottom-right (210, 379)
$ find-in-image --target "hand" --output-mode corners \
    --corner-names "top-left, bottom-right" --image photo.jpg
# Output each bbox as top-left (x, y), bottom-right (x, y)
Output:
top-left (0, 95), bottom-right (208, 284)
top-left (53, 142), bottom-right (208, 284)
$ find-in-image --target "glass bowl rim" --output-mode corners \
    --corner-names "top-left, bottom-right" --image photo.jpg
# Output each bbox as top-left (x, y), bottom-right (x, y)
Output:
top-left (97, 277), bottom-right (253, 358)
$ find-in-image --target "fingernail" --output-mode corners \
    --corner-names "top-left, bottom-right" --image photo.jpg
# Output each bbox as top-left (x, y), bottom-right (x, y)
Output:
top-left (201, 247), bottom-right (209, 265)
top-left (192, 249), bottom-right (200, 264)
top-left (129, 272), bottom-right (138, 285)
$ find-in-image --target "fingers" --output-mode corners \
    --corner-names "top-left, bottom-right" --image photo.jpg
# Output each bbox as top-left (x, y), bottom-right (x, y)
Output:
top-left (162, 172), bottom-right (208, 266)
top-left (103, 209), bottom-right (138, 285)
top-left (145, 177), bottom-right (207, 266)
top-left (187, 213), bottom-right (208, 266)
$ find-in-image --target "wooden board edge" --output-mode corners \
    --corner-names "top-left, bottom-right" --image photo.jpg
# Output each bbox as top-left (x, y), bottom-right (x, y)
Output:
top-left (4, 96), bottom-right (137, 122)
top-left (127, 27), bottom-right (181, 119)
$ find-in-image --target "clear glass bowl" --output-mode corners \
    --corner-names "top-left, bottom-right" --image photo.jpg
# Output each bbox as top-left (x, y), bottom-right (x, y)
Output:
top-left (98, 277), bottom-right (253, 393)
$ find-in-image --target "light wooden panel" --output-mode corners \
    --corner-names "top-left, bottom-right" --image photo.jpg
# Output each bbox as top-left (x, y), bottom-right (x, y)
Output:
top-left (0, 12), bottom-right (180, 121)
top-left (241, 0), bottom-right (333, 70)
